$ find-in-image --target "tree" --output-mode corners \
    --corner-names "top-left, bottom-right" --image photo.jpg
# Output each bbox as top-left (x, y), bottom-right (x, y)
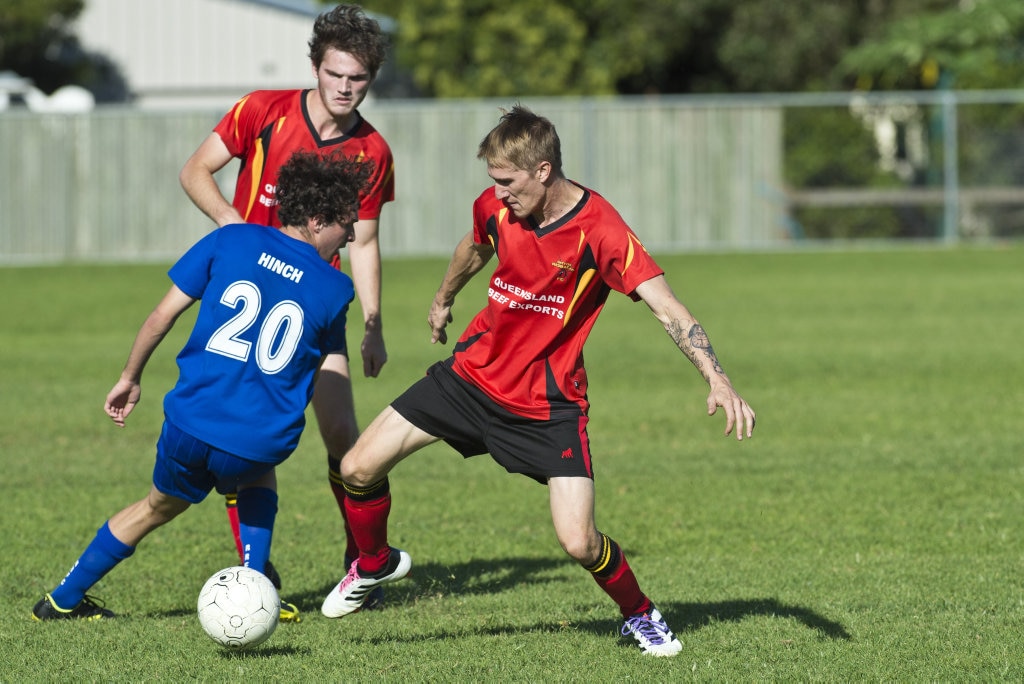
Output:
top-left (366, 0), bottom-right (757, 97)
top-left (0, 0), bottom-right (85, 94)
top-left (835, 0), bottom-right (1024, 90)
top-left (361, 0), bottom-right (964, 97)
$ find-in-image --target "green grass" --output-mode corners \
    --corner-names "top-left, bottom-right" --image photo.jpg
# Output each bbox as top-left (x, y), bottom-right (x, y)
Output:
top-left (2, 246), bottom-right (1022, 680)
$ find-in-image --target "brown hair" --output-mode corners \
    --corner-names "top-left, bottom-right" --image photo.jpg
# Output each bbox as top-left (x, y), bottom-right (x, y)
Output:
top-left (308, 4), bottom-right (388, 77)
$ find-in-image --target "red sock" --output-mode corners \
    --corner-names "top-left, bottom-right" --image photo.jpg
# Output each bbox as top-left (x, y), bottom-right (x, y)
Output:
top-left (327, 457), bottom-right (357, 560)
top-left (343, 492), bottom-right (391, 574)
top-left (225, 493), bottom-right (244, 564)
top-left (586, 534), bottom-right (651, 618)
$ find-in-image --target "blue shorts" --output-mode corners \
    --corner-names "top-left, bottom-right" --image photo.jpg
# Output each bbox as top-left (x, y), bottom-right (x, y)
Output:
top-left (152, 420), bottom-right (276, 504)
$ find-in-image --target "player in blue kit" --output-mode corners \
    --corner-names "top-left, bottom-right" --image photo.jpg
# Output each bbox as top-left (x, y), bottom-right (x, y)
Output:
top-left (31, 149), bottom-right (371, 621)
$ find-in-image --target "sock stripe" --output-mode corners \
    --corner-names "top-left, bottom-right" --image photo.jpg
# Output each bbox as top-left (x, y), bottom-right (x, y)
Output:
top-left (584, 533), bottom-right (619, 576)
top-left (342, 477), bottom-right (389, 501)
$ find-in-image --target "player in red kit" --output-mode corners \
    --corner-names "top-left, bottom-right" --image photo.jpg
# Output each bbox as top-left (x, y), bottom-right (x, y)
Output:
top-left (320, 106), bottom-right (756, 657)
top-left (179, 4), bottom-right (393, 620)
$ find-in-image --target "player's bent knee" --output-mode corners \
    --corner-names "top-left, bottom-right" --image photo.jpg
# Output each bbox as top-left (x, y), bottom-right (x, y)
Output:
top-left (559, 536), bottom-right (599, 565)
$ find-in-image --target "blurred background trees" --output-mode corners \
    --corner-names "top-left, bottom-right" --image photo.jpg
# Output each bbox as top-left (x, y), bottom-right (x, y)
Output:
top-left (363, 0), bottom-right (1024, 97)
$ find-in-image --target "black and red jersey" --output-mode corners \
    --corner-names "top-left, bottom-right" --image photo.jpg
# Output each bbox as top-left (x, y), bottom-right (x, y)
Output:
top-left (450, 183), bottom-right (664, 420)
top-left (213, 89), bottom-right (394, 227)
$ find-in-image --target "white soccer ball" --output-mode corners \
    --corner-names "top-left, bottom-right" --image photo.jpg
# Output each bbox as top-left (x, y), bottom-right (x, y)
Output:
top-left (197, 566), bottom-right (280, 649)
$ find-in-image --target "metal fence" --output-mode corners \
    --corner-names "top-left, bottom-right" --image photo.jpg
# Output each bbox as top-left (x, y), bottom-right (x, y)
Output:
top-left (1, 92), bottom-right (1021, 265)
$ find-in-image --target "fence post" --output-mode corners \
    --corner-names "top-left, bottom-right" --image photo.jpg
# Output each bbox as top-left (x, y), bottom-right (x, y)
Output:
top-left (941, 90), bottom-right (959, 244)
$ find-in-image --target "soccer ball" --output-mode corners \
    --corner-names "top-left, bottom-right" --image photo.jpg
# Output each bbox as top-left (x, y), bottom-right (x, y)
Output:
top-left (197, 566), bottom-right (280, 649)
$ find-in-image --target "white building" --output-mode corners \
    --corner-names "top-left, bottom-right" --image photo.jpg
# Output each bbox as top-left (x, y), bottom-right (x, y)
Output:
top-left (73, 0), bottom-right (396, 111)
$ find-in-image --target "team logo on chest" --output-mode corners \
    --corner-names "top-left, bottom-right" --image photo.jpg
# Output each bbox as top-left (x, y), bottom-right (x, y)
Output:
top-left (552, 260), bottom-right (575, 282)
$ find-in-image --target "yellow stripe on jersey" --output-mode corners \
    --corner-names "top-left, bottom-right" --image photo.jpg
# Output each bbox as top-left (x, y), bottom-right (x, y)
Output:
top-left (563, 267), bottom-right (596, 328)
top-left (230, 94), bottom-right (251, 137)
top-left (621, 233), bottom-right (651, 277)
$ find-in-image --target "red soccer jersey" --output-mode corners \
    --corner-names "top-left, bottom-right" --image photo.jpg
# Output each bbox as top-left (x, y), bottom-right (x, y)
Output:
top-left (451, 184), bottom-right (665, 420)
top-left (213, 89), bottom-right (395, 227)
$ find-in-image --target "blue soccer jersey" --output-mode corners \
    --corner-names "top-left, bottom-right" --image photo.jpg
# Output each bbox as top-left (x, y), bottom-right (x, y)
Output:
top-left (163, 224), bottom-right (353, 464)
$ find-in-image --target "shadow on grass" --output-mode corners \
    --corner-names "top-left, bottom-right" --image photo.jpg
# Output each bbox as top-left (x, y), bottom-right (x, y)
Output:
top-left (213, 643), bottom-right (307, 658)
top-left (311, 556), bottom-right (570, 604)
top-left (148, 556), bottom-right (565, 620)
top-left (151, 556), bottom-right (851, 643)
top-left (319, 558), bottom-right (851, 643)
top-left (666, 598), bottom-right (851, 640)
top-left (339, 596), bottom-right (852, 649)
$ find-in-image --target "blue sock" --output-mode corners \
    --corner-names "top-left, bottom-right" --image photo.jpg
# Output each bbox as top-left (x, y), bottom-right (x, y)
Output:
top-left (237, 487), bottom-right (277, 575)
top-left (51, 522), bottom-right (134, 609)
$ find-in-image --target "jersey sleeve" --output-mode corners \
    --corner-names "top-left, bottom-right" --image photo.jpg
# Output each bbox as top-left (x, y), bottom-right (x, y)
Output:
top-left (592, 205), bottom-right (664, 300)
top-left (357, 140), bottom-right (394, 220)
top-left (212, 92), bottom-right (262, 159)
top-left (320, 273), bottom-right (355, 355)
top-left (167, 229), bottom-right (221, 298)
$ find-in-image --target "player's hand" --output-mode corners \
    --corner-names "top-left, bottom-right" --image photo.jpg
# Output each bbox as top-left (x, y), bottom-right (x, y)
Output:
top-left (706, 383), bottom-right (755, 441)
top-left (428, 300), bottom-right (453, 345)
top-left (361, 328), bottom-right (387, 378)
top-left (105, 379), bottom-right (142, 428)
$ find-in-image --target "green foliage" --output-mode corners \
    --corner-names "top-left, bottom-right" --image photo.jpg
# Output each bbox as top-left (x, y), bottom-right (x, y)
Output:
top-left (361, 0), bottom-right (986, 96)
top-left (837, 0), bottom-right (1024, 90)
top-left (3, 247), bottom-right (1024, 679)
top-left (0, 0), bottom-right (84, 93)
top-left (364, 0), bottom-right (760, 96)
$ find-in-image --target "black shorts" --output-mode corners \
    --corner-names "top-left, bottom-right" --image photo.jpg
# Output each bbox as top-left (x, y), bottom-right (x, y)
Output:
top-left (391, 360), bottom-right (593, 484)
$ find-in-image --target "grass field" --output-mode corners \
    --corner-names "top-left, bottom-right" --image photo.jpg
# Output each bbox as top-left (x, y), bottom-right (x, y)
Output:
top-left (1, 245), bottom-right (1022, 680)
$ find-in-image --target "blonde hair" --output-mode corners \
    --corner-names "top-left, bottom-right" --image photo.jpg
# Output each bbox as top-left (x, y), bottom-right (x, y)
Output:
top-left (477, 105), bottom-right (562, 174)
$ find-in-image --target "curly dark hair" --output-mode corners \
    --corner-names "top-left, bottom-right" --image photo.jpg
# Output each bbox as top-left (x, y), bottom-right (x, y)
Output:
top-left (308, 4), bottom-right (388, 77)
top-left (275, 149), bottom-right (373, 230)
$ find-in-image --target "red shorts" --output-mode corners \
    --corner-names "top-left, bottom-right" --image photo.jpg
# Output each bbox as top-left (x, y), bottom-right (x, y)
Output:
top-left (391, 360), bottom-right (593, 484)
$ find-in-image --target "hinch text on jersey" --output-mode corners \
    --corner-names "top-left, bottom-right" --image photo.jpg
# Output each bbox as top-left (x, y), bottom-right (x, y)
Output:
top-left (258, 252), bottom-right (303, 283)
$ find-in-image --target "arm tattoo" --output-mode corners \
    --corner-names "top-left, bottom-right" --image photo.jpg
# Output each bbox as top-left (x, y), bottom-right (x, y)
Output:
top-left (668, 320), bottom-right (725, 381)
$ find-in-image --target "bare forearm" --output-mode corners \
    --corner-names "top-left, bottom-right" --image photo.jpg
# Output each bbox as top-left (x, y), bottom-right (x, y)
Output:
top-left (121, 311), bottom-right (175, 381)
top-left (179, 133), bottom-right (242, 228)
top-left (348, 237), bottom-right (382, 329)
top-left (435, 232), bottom-right (491, 306)
top-left (180, 168), bottom-right (240, 227)
top-left (121, 286), bottom-right (195, 381)
top-left (666, 318), bottom-right (728, 386)
top-left (637, 275), bottom-right (731, 386)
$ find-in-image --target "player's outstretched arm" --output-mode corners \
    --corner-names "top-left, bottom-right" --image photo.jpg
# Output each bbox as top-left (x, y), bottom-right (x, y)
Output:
top-left (179, 133), bottom-right (244, 228)
top-left (429, 231), bottom-right (494, 344)
top-left (635, 275), bottom-right (756, 441)
top-left (105, 285), bottom-right (196, 427)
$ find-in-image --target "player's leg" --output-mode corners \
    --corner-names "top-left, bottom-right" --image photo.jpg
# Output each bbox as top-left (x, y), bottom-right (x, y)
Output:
top-left (211, 453), bottom-right (300, 623)
top-left (312, 353), bottom-right (360, 562)
top-left (235, 469), bottom-right (278, 577)
top-left (321, 406), bottom-right (434, 618)
top-left (547, 477), bottom-right (682, 657)
top-left (224, 491), bottom-right (244, 562)
top-left (34, 486), bottom-right (190, 621)
top-left (224, 490), bottom-right (281, 588)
